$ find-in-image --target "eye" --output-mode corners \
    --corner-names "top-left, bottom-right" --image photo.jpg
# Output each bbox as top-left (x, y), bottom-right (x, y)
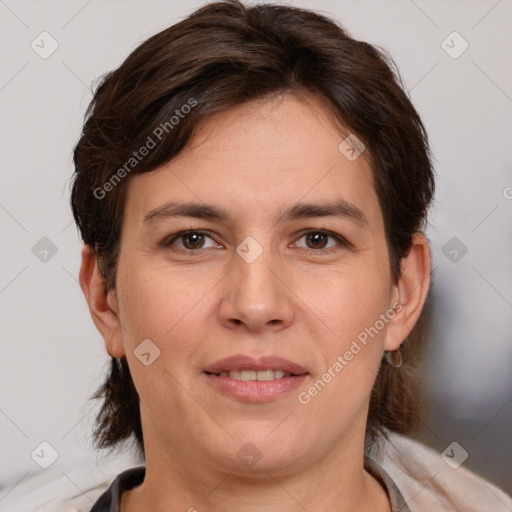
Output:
top-left (162, 228), bottom-right (351, 253)
top-left (294, 229), bottom-right (350, 253)
top-left (164, 230), bottom-right (221, 251)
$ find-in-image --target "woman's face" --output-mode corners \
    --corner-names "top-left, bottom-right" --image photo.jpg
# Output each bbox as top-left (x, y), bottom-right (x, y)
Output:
top-left (99, 92), bottom-right (418, 475)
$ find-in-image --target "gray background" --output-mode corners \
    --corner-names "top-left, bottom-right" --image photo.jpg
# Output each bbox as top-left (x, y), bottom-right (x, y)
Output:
top-left (1, 0), bottom-right (511, 504)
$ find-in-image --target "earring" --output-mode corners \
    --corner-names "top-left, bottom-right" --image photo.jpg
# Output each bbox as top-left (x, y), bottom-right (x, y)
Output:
top-left (384, 340), bottom-right (404, 368)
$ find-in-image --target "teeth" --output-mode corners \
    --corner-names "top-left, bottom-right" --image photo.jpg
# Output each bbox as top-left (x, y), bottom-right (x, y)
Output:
top-left (218, 369), bottom-right (290, 380)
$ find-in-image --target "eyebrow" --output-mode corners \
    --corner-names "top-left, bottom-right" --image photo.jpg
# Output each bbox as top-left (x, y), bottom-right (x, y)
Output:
top-left (143, 199), bottom-right (369, 229)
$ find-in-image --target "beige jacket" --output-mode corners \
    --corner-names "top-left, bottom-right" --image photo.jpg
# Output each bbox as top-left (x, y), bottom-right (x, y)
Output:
top-left (1, 433), bottom-right (510, 511)
top-left (366, 433), bottom-right (512, 511)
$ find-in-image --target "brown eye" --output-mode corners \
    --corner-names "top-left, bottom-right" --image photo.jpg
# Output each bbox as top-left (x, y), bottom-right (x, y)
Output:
top-left (181, 232), bottom-right (206, 249)
top-left (164, 230), bottom-right (219, 251)
top-left (304, 232), bottom-right (329, 249)
top-left (295, 229), bottom-right (350, 253)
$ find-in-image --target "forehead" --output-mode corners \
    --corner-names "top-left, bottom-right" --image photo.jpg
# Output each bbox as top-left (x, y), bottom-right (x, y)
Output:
top-left (123, 92), bottom-right (382, 230)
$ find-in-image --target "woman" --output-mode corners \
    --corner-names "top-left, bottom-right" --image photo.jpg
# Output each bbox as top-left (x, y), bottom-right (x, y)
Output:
top-left (70, 1), bottom-right (511, 510)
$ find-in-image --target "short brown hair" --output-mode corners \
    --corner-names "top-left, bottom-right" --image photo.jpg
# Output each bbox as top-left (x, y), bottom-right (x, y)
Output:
top-left (70, 0), bottom-right (434, 459)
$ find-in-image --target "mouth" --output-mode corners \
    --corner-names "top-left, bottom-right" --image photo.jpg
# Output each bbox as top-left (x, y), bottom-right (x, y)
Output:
top-left (202, 354), bottom-right (309, 402)
top-left (205, 368), bottom-right (298, 380)
top-left (203, 354), bottom-right (308, 378)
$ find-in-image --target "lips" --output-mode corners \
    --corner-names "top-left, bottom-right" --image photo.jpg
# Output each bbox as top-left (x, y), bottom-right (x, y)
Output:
top-left (203, 354), bottom-right (308, 376)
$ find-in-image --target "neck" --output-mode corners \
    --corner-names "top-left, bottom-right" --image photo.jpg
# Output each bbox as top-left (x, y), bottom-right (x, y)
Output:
top-left (120, 426), bottom-right (391, 512)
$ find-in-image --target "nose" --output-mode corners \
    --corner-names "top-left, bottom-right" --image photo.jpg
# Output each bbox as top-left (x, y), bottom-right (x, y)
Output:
top-left (218, 242), bottom-right (295, 333)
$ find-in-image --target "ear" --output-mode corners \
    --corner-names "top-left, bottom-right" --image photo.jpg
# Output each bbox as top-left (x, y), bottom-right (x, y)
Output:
top-left (384, 232), bottom-right (431, 351)
top-left (79, 245), bottom-right (126, 358)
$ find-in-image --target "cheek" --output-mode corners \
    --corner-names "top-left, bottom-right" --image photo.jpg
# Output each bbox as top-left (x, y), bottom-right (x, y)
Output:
top-left (116, 259), bottom-right (212, 356)
top-left (298, 261), bottom-right (392, 405)
top-left (304, 265), bottom-right (391, 343)
top-left (298, 272), bottom-right (391, 417)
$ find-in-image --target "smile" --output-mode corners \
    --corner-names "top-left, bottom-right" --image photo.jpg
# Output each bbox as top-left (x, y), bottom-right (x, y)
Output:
top-left (204, 372), bottom-right (308, 402)
top-left (212, 369), bottom-right (292, 380)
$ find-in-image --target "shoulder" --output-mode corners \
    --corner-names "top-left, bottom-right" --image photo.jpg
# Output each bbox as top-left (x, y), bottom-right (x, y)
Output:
top-left (88, 466), bottom-right (145, 512)
top-left (42, 464), bottom-right (145, 512)
top-left (0, 451), bottom-right (142, 512)
top-left (367, 431), bottom-right (512, 511)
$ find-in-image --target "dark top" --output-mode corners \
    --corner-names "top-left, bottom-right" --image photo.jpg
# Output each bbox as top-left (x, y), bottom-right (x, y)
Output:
top-left (89, 458), bottom-right (410, 511)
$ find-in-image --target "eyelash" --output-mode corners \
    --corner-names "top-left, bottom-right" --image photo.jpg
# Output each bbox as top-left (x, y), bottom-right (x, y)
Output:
top-left (162, 229), bottom-right (352, 254)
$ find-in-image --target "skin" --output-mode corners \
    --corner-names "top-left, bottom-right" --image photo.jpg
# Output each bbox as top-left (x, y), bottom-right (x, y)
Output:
top-left (80, 91), bottom-right (430, 512)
